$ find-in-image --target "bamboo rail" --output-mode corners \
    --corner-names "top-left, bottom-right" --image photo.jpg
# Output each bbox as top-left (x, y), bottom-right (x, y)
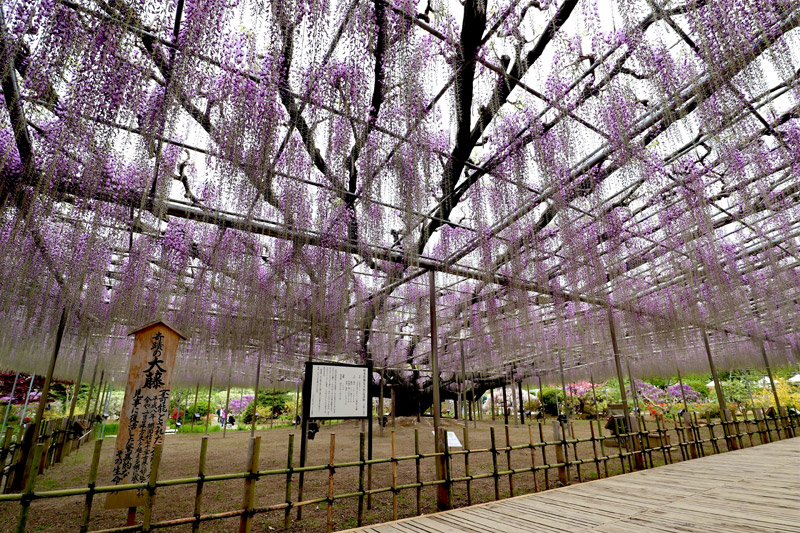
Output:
top-left (0, 410), bottom-right (797, 532)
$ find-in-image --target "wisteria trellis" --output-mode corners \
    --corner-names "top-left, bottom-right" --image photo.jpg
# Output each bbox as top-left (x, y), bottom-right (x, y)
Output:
top-left (0, 0), bottom-right (798, 407)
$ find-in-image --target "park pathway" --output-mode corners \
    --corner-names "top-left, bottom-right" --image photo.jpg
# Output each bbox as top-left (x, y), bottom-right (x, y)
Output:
top-left (346, 436), bottom-right (800, 532)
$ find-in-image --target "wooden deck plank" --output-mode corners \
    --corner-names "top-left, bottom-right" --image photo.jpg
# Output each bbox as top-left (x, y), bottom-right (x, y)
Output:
top-left (343, 438), bottom-right (800, 533)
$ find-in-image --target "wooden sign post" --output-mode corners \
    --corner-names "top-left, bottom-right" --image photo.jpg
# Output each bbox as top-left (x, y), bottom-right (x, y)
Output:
top-left (106, 320), bottom-right (186, 510)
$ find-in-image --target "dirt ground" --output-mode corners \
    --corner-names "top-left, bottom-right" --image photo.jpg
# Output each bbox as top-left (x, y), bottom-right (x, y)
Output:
top-left (0, 416), bottom-right (719, 532)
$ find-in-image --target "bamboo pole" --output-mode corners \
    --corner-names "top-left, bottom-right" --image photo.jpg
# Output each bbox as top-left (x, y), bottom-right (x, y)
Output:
top-left (326, 433), bottom-right (335, 532)
top-left (463, 426), bottom-right (472, 505)
top-left (191, 437), bottom-right (208, 533)
top-left (251, 352), bottom-right (262, 437)
top-left (141, 444), bottom-right (163, 532)
top-left (537, 421), bottom-right (549, 488)
top-left (501, 378), bottom-right (509, 425)
top-left (510, 370), bottom-right (519, 427)
top-left (223, 365), bottom-right (232, 438)
top-left (239, 436), bottom-right (261, 533)
top-left (190, 382), bottom-right (200, 432)
top-left (414, 429), bottom-right (421, 516)
top-left (284, 433), bottom-right (294, 532)
top-left (15, 443), bottom-right (43, 533)
top-left (538, 375), bottom-right (545, 419)
top-left (204, 374), bottom-right (213, 434)
top-left (79, 440), bottom-right (103, 533)
top-left (504, 425), bottom-right (514, 496)
top-left (527, 424), bottom-right (538, 491)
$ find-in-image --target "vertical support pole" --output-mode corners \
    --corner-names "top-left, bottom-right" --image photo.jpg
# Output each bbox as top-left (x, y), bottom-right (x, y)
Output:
top-left (489, 426), bottom-right (499, 500)
top-left (357, 432), bottom-right (365, 527)
top-left (223, 364), bottom-right (232, 438)
top-left (90, 371), bottom-right (104, 423)
top-left (537, 422), bottom-right (549, 489)
top-left (297, 323), bottom-right (313, 519)
top-left (702, 329), bottom-right (736, 450)
top-left (239, 436), bottom-right (261, 533)
top-left (596, 417), bottom-right (609, 477)
top-left (589, 421), bottom-right (601, 478)
top-left (141, 445), bottom-right (163, 532)
top-left (182, 385), bottom-right (189, 429)
top-left (99, 383), bottom-right (112, 439)
top-left (759, 341), bottom-right (789, 437)
top-left (18, 374), bottom-right (35, 430)
top-left (463, 426), bottom-right (472, 505)
top-left (390, 431), bottom-right (398, 521)
top-left (527, 424), bottom-right (539, 491)
top-left (590, 375), bottom-right (600, 420)
top-left (504, 425), bottom-right (514, 496)
top-left (429, 271), bottom-right (448, 510)
top-left (326, 433), bottom-right (335, 532)
top-left (79, 440), bottom-right (103, 533)
top-left (538, 375), bottom-right (545, 419)
top-left (190, 382), bottom-right (200, 432)
top-left (22, 308), bottom-right (67, 489)
top-left (414, 429), bottom-right (421, 516)
top-left (251, 352), bottom-right (262, 437)
top-left (554, 421), bottom-right (568, 486)
top-left (191, 437), bottom-right (208, 533)
top-left (676, 367), bottom-right (690, 414)
top-left (518, 378), bottom-right (525, 425)
top-left (15, 444), bottom-right (43, 533)
top-left (490, 387), bottom-right (496, 421)
top-left (204, 374), bottom-right (213, 434)
top-left (284, 434), bottom-right (295, 531)
top-left (83, 363), bottom-right (98, 427)
top-left (460, 340), bottom-right (468, 429)
top-left (510, 369), bottom-right (519, 427)
top-left (64, 341), bottom-right (88, 442)
top-left (390, 386), bottom-right (396, 428)
top-left (378, 369), bottom-right (384, 436)
top-left (607, 307), bottom-right (641, 469)
top-left (367, 389), bottom-right (373, 510)
top-left (557, 352), bottom-right (569, 419)
top-left (501, 379), bottom-right (509, 426)
top-left (1, 371), bottom-right (19, 437)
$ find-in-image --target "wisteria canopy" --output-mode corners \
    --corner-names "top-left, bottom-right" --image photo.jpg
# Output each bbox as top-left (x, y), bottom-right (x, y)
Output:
top-left (0, 0), bottom-right (798, 404)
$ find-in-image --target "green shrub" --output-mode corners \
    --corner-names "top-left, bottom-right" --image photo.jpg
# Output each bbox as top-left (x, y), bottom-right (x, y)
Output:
top-left (242, 391), bottom-right (290, 424)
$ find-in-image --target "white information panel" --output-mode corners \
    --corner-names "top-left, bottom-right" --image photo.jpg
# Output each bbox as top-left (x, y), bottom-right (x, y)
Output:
top-left (432, 430), bottom-right (463, 448)
top-left (308, 364), bottom-right (369, 419)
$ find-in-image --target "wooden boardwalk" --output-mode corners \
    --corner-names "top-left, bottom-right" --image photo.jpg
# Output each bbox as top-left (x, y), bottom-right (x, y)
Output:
top-left (347, 437), bottom-right (800, 532)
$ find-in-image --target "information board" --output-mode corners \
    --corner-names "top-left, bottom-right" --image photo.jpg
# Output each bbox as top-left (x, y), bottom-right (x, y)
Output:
top-left (304, 362), bottom-right (371, 420)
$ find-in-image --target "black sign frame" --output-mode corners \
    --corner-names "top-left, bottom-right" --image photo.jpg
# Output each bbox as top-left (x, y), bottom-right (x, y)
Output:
top-left (302, 361), bottom-right (373, 421)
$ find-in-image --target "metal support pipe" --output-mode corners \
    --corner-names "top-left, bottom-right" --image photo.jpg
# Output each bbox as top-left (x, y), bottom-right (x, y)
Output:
top-left (759, 341), bottom-right (782, 413)
top-left (1, 371), bottom-right (19, 436)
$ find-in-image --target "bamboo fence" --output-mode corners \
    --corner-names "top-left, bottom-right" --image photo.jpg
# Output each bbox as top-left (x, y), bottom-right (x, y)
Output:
top-left (1, 409), bottom-right (797, 533)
